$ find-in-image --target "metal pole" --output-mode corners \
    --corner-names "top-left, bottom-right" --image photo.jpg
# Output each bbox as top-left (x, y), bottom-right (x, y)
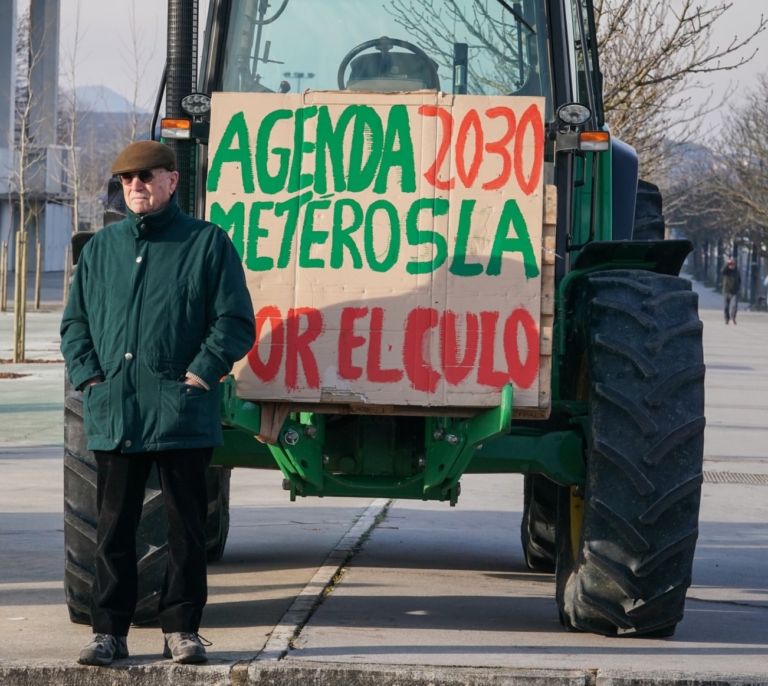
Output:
top-left (20, 233), bottom-right (28, 357)
top-left (62, 244), bottom-right (71, 306)
top-left (13, 231), bottom-right (22, 361)
top-left (34, 242), bottom-right (42, 310)
top-left (13, 229), bottom-right (27, 362)
top-left (0, 241), bottom-right (7, 312)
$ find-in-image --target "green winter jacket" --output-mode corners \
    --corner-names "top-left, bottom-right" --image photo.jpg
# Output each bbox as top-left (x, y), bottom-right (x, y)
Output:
top-left (61, 197), bottom-right (255, 452)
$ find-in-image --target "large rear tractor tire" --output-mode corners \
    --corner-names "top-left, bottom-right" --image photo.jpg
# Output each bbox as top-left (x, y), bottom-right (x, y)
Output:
top-left (556, 269), bottom-right (705, 636)
top-left (521, 474), bottom-right (558, 573)
top-left (63, 376), bottom-right (232, 625)
top-left (632, 180), bottom-right (666, 241)
top-left (205, 466), bottom-right (231, 563)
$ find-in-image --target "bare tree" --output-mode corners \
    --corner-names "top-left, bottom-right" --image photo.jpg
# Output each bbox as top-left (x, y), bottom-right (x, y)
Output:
top-left (114, 0), bottom-right (157, 148)
top-left (666, 72), bottom-right (768, 294)
top-left (9, 8), bottom-right (50, 361)
top-left (594, 0), bottom-right (766, 178)
top-left (666, 153), bottom-right (737, 282)
top-left (59, 0), bottom-right (88, 236)
top-left (712, 73), bottom-right (768, 232)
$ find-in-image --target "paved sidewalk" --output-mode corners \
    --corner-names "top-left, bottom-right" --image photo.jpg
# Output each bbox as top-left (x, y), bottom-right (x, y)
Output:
top-left (0, 311), bottom-right (65, 446)
top-left (688, 279), bottom-right (768, 460)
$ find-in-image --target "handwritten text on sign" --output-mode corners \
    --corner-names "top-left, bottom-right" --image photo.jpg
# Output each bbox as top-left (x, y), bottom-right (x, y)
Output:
top-left (206, 91), bottom-right (545, 407)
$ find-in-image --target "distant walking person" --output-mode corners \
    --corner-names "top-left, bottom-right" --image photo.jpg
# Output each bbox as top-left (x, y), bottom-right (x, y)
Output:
top-left (61, 141), bottom-right (255, 666)
top-left (721, 258), bottom-right (741, 325)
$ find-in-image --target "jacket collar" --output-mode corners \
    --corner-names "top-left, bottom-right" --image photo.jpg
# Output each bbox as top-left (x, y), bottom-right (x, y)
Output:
top-left (126, 193), bottom-right (181, 238)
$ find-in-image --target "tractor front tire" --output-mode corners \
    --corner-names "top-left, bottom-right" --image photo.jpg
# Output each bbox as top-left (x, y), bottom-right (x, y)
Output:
top-left (521, 474), bottom-right (558, 573)
top-left (556, 269), bottom-right (705, 636)
top-left (63, 377), bottom-right (232, 625)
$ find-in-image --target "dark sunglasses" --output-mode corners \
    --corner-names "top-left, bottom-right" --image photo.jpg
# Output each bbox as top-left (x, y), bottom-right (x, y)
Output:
top-left (117, 168), bottom-right (169, 185)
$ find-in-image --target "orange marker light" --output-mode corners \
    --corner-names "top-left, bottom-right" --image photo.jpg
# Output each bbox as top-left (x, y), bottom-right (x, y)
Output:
top-left (579, 131), bottom-right (610, 152)
top-left (161, 118), bottom-right (192, 140)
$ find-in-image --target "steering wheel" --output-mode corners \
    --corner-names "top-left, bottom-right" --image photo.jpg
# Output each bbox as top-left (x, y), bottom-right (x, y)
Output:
top-left (337, 36), bottom-right (440, 90)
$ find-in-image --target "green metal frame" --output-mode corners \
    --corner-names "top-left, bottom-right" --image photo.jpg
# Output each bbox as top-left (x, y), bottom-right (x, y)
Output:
top-left (467, 428), bottom-right (584, 484)
top-left (217, 377), bottom-right (587, 501)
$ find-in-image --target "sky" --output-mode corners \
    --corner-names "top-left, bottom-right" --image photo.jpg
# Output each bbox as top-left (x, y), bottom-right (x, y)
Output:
top-left (51, 0), bottom-right (768, 129)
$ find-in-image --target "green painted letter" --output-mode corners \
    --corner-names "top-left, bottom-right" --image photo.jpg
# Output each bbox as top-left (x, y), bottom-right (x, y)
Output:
top-left (405, 198), bottom-right (449, 274)
top-left (364, 200), bottom-right (401, 273)
top-left (287, 106), bottom-right (318, 193)
top-left (449, 199), bottom-right (484, 277)
top-left (330, 199), bottom-right (364, 269)
top-left (275, 191), bottom-right (313, 268)
top-left (210, 202), bottom-right (245, 258)
top-left (208, 112), bottom-right (254, 193)
top-left (374, 105), bottom-right (416, 194)
top-left (299, 199), bottom-right (332, 269)
top-left (245, 201), bottom-right (275, 272)
top-left (315, 105), bottom-right (356, 195)
top-left (255, 109), bottom-right (293, 195)
top-left (487, 200), bottom-right (540, 278)
top-left (348, 106), bottom-right (384, 193)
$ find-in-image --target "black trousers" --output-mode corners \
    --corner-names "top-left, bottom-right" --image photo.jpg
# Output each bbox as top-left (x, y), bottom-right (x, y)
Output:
top-left (90, 447), bottom-right (213, 636)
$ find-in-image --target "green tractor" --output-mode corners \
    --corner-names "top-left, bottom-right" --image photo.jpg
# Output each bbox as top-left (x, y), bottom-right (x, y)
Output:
top-left (64, 0), bottom-right (705, 638)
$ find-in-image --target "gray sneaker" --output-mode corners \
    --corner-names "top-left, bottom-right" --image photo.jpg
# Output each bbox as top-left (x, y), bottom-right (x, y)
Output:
top-left (78, 634), bottom-right (129, 666)
top-left (163, 632), bottom-right (210, 664)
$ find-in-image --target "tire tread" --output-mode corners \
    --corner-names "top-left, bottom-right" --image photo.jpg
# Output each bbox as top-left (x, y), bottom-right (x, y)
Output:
top-left (558, 269), bottom-right (704, 636)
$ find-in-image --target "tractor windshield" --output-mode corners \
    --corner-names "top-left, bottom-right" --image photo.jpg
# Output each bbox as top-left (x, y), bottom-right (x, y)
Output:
top-left (217, 0), bottom-right (554, 119)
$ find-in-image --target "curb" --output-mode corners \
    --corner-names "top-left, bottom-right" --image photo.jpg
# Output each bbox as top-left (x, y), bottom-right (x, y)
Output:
top-left (0, 661), bottom-right (236, 686)
top-left (252, 662), bottom-right (590, 686)
top-left (2, 660), bottom-right (767, 686)
top-left (596, 671), bottom-right (768, 686)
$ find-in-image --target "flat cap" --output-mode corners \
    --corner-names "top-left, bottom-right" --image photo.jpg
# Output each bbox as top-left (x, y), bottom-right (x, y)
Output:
top-left (111, 140), bottom-right (177, 175)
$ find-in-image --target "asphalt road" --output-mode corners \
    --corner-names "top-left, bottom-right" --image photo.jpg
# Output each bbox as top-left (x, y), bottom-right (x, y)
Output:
top-left (0, 277), bottom-right (767, 683)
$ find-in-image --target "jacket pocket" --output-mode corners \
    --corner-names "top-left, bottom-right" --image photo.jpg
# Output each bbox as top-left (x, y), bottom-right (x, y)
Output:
top-left (158, 379), bottom-right (218, 440)
top-left (176, 383), bottom-right (219, 440)
top-left (84, 381), bottom-right (111, 439)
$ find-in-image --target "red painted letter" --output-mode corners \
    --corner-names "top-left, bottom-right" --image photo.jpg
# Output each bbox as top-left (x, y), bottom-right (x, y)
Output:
top-left (418, 105), bottom-right (455, 191)
top-left (367, 307), bottom-right (404, 383)
top-left (286, 307), bottom-right (323, 390)
top-left (482, 106), bottom-right (516, 191)
top-left (478, 311), bottom-right (509, 387)
top-left (338, 307), bottom-right (368, 380)
top-left (248, 306), bottom-right (284, 382)
top-left (440, 310), bottom-right (479, 385)
top-left (456, 109), bottom-right (483, 189)
top-left (514, 104), bottom-right (545, 196)
top-left (403, 307), bottom-right (441, 393)
top-left (504, 308), bottom-right (539, 389)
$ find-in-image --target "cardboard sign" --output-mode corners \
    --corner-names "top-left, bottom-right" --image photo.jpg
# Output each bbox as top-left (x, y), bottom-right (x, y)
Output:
top-left (206, 91), bottom-right (546, 408)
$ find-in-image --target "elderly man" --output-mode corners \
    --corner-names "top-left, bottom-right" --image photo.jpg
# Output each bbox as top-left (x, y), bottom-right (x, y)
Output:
top-left (61, 141), bottom-right (255, 666)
